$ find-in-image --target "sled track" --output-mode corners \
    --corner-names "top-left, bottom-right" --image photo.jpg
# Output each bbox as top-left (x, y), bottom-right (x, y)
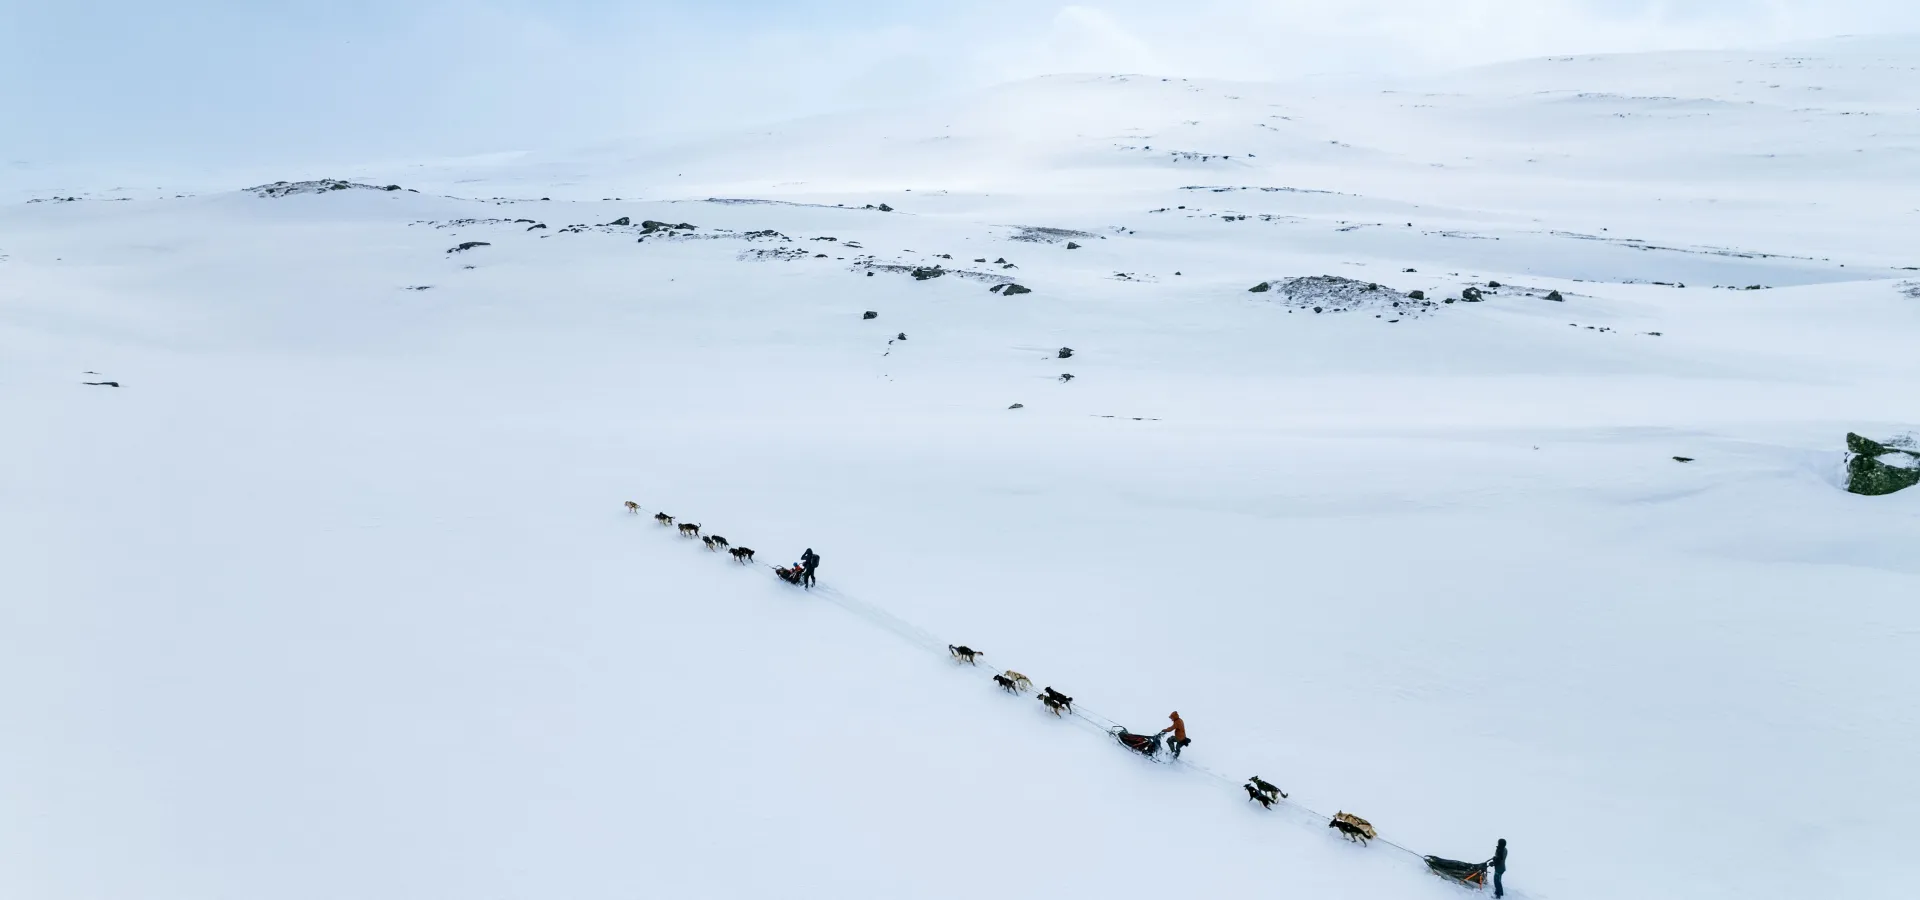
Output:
top-left (632, 508), bottom-right (1460, 883)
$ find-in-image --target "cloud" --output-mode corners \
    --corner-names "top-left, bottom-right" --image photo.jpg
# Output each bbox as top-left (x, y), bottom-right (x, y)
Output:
top-left (2, 0), bottom-right (1917, 173)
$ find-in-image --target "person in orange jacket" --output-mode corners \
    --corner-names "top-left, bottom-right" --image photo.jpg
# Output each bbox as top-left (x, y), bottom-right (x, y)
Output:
top-left (1158, 711), bottom-right (1190, 758)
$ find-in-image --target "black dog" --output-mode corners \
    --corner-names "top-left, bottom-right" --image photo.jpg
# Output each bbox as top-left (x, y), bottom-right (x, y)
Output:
top-left (948, 645), bottom-right (983, 665)
top-left (1040, 687), bottom-right (1073, 715)
top-left (1249, 776), bottom-right (1287, 801)
top-left (709, 535), bottom-right (729, 549)
top-left (729, 547), bottom-right (754, 563)
top-left (992, 674), bottom-right (1019, 693)
top-left (1244, 784), bottom-right (1275, 809)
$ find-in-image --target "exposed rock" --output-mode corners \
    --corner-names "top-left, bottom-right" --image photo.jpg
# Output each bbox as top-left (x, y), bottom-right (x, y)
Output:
top-left (1461, 286), bottom-right (1485, 302)
top-left (246, 179), bottom-right (400, 198)
top-left (1844, 433), bottom-right (1920, 496)
top-left (1001, 283), bottom-right (1032, 296)
top-left (1408, 290), bottom-right (1425, 300)
top-left (862, 311), bottom-right (879, 320)
top-left (974, 258), bottom-right (987, 263)
top-left (878, 203), bottom-right (894, 212)
top-left (448, 241), bottom-right (491, 253)
top-left (82, 381), bottom-right (120, 387)
top-left (994, 257), bottom-right (1009, 264)
top-left (910, 266), bottom-right (945, 280)
top-left (527, 223), bottom-right (546, 231)
top-left (1059, 374), bottom-right (1074, 382)
top-left (1008, 403), bottom-right (1025, 410)
top-left (1065, 241), bottom-right (1082, 250)
top-left (1488, 280), bottom-right (1502, 288)
top-left (1248, 282), bottom-right (1272, 293)
top-left (606, 217), bottom-right (631, 226)
top-left (1546, 290), bottom-right (1564, 302)
top-left (1057, 347), bottom-right (1074, 359)
top-left (897, 332), bottom-right (907, 341)
top-left (1673, 456), bottom-right (1695, 463)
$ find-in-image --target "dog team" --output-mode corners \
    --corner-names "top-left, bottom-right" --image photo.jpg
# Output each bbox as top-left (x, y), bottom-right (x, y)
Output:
top-left (626, 500), bottom-right (1508, 882)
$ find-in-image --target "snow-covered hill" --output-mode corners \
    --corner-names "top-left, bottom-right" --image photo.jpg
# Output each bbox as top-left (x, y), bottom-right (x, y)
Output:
top-left (4, 36), bottom-right (1918, 900)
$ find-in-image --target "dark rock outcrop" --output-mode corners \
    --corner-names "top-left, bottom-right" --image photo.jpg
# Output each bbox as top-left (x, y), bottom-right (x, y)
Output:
top-left (1249, 282), bottom-right (1272, 293)
top-left (910, 266), bottom-right (945, 280)
top-left (1844, 433), bottom-right (1920, 496)
top-left (863, 311), bottom-right (879, 320)
top-left (1546, 290), bottom-right (1564, 302)
top-left (448, 241), bottom-right (491, 253)
top-left (1057, 347), bottom-right (1074, 359)
top-left (1461, 286), bottom-right (1484, 302)
top-left (1065, 241), bottom-right (1082, 250)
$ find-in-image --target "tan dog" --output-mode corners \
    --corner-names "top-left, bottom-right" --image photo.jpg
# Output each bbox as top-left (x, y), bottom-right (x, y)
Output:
top-left (624, 501), bottom-right (640, 514)
top-left (1002, 671), bottom-right (1033, 692)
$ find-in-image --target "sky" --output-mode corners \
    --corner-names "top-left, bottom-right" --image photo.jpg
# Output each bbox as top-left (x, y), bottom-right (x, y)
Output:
top-left (3, 0), bottom-right (1919, 175)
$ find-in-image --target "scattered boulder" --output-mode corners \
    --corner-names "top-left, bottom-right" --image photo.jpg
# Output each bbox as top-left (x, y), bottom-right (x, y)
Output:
top-left (1408, 290), bottom-right (1425, 300)
top-left (994, 257), bottom-right (1009, 264)
top-left (383, 185), bottom-right (402, 191)
top-left (1057, 347), bottom-right (1074, 359)
top-left (910, 266), bottom-right (945, 281)
top-left (1008, 403), bottom-right (1025, 410)
top-left (863, 311), bottom-right (879, 320)
top-left (974, 258), bottom-right (987, 263)
top-left (1546, 290), bottom-right (1564, 302)
top-left (82, 381), bottom-right (120, 387)
top-left (1488, 281), bottom-right (1502, 288)
top-left (605, 216), bottom-right (631, 226)
top-left (1673, 456), bottom-right (1695, 463)
top-left (527, 223), bottom-right (546, 231)
top-left (1059, 374), bottom-right (1074, 382)
top-left (878, 203), bottom-right (894, 212)
top-left (897, 332), bottom-right (907, 341)
top-left (1065, 241), bottom-right (1082, 250)
top-left (1844, 433), bottom-right (1920, 496)
top-left (1461, 286), bottom-right (1485, 302)
top-left (448, 241), bottom-right (491, 253)
top-left (1249, 282), bottom-right (1272, 293)
top-left (990, 283), bottom-right (1032, 296)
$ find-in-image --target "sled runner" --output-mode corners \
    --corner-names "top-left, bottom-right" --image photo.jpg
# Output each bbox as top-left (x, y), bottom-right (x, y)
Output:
top-left (1424, 856), bottom-right (1489, 889)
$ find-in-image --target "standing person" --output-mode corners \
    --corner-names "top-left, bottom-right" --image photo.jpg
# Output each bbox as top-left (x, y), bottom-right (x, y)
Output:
top-left (1157, 711), bottom-right (1190, 758)
top-left (1490, 838), bottom-right (1508, 898)
top-left (800, 548), bottom-right (820, 589)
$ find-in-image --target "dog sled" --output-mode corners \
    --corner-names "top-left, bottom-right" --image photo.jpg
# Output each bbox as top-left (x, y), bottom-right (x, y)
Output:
top-left (1423, 856), bottom-right (1489, 889)
top-left (1110, 726), bottom-right (1165, 759)
top-left (774, 565), bottom-right (804, 585)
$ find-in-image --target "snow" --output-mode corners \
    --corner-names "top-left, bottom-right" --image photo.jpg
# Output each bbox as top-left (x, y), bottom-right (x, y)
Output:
top-left (5, 34), bottom-right (1920, 900)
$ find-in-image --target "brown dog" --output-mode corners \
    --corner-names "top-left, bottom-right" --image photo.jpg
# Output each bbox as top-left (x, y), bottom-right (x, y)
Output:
top-left (624, 501), bottom-right (640, 513)
top-left (1002, 671), bottom-right (1033, 692)
top-left (1329, 812), bottom-right (1375, 845)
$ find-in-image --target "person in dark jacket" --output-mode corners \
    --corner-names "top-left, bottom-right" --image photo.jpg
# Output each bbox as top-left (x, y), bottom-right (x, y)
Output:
top-left (800, 549), bottom-right (820, 588)
top-left (1490, 838), bottom-right (1508, 897)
